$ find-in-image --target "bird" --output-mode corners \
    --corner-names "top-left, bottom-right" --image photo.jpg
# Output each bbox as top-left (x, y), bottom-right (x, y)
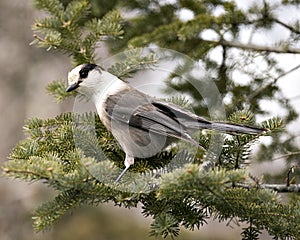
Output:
top-left (66, 63), bottom-right (266, 181)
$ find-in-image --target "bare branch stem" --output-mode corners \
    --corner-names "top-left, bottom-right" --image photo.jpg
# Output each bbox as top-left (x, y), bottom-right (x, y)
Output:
top-left (271, 151), bottom-right (300, 162)
top-left (273, 18), bottom-right (300, 35)
top-left (204, 39), bottom-right (300, 54)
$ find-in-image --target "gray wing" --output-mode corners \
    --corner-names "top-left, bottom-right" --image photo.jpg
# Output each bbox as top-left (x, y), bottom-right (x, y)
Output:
top-left (150, 100), bottom-right (212, 128)
top-left (104, 88), bottom-right (265, 139)
top-left (103, 89), bottom-right (202, 146)
top-left (151, 101), bottom-right (266, 135)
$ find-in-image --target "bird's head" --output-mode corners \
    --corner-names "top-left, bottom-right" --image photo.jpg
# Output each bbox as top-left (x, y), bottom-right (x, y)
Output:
top-left (66, 63), bottom-right (103, 94)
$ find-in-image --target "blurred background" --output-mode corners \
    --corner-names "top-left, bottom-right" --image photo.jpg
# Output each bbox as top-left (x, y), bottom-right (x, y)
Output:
top-left (1, 0), bottom-right (299, 240)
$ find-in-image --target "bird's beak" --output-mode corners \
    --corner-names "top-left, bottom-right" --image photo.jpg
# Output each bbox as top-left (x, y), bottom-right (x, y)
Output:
top-left (66, 82), bottom-right (80, 92)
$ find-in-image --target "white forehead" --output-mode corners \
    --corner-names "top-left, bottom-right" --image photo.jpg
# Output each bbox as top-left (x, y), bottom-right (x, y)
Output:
top-left (68, 64), bottom-right (84, 85)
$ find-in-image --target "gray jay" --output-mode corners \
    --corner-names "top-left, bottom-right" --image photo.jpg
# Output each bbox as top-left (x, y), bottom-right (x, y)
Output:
top-left (66, 63), bottom-right (266, 181)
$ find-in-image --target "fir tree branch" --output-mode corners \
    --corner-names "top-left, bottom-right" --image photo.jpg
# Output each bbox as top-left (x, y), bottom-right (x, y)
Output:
top-left (237, 183), bottom-right (300, 193)
top-left (46, 80), bottom-right (76, 102)
top-left (247, 63), bottom-right (300, 101)
top-left (206, 39), bottom-right (300, 54)
top-left (31, 0), bottom-right (124, 64)
top-left (32, 189), bottom-right (82, 231)
top-left (107, 49), bottom-right (158, 79)
top-left (272, 18), bottom-right (300, 35)
top-left (271, 150), bottom-right (300, 161)
top-left (5, 1), bottom-right (300, 238)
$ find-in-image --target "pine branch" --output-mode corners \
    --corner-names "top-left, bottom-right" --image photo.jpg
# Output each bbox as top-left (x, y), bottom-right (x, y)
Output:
top-left (32, 189), bottom-right (83, 231)
top-left (273, 18), bottom-right (300, 34)
top-left (5, 1), bottom-right (300, 239)
top-left (31, 0), bottom-right (123, 64)
top-left (157, 165), bottom-right (300, 239)
top-left (107, 49), bottom-right (158, 79)
top-left (206, 39), bottom-right (300, 54)
top-left (46, 80), bottom-right (75, 102)
top-left (237, 183), bottom-right (300, 193)
top-left (33, 0), bottom-right (64, 17)
top-left (271, 151), bottom-right (300, 161)
top-left (247, 64), bottom-right (300, 102)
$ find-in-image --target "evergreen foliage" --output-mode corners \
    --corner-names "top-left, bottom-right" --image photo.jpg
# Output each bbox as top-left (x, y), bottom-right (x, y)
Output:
top-left (31, 0), bottom-right (123, 64)
top-left (3, 0), bottom-right (300, 239)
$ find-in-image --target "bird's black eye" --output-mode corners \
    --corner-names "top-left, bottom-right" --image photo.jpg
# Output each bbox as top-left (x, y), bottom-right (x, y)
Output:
top-left (79, 63), bottom-right (98, 79)
top-left (79, 68), bottom-right (89, 79)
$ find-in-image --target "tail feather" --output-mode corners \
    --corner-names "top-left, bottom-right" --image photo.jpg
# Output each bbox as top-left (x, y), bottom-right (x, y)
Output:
top-left (210, 122), bottom-right (266, 135)
top-left (185, 120), bottom-right (267, 135)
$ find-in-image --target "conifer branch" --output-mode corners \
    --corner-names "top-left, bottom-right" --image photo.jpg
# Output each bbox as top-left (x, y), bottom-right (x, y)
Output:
top-left (273, 18), bottom-right (300, 35)
top-left (237, 184), bottom-right (300, 193)
top-left (4, 1), bottom-right (300, 239)
top-left (207, 39), bottom-right (300, 54)
top-left (271, 151), bottom-right (300, 161)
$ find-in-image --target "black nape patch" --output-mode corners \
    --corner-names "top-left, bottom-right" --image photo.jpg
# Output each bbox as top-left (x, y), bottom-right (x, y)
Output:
top-left (79, 63), bottom-right (98, 79)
